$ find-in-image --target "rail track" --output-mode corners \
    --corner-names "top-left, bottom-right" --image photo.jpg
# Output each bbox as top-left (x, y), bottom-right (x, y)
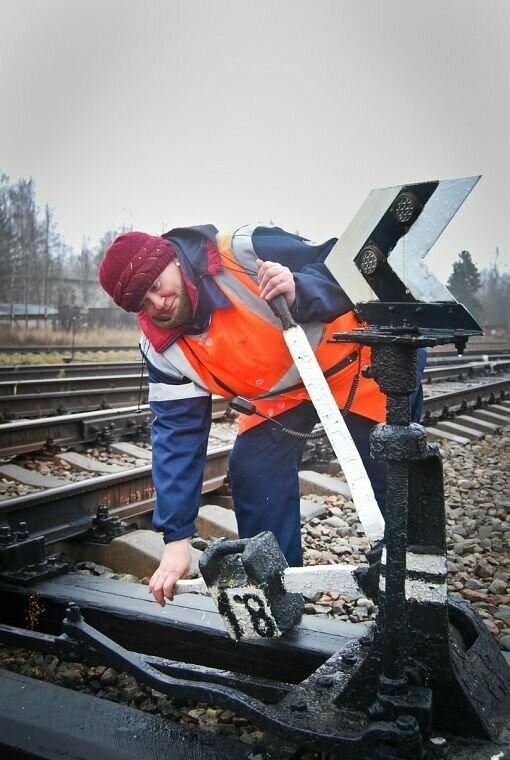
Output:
top-left (0, 360), bottom-right (143, 382)
top-left (0, 374), bottom-right (508, 460)
top-left (423, 378), bottom-right (510, 422)
top-left (0, 396), bottom-right (230, 458)
top-left (0, 376), bottom-right (508, 552)
top-left (0, 391), bottom-right (234, 548)
top-left (1, 354), bottom-right (510, 422)
top-left (0, 443), bottom-right (232, 546)
top-left (0, 373), bottom-right (149, 420)
top-left (1, 353), bottom-right (509, 382)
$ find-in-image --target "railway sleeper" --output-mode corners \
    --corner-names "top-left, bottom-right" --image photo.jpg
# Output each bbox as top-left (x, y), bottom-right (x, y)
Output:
top-left (0, 667), bottom-right (264, 760)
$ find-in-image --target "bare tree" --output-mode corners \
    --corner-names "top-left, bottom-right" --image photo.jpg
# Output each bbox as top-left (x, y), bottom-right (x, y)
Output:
top-left (0, 169), bottom-right (136, 323)
top-left (79, 241), bottom-right (92, 306)
top-left (478, 250), bottom-right (510, 331)
top-left (0, 174), bottom-right (15, 305)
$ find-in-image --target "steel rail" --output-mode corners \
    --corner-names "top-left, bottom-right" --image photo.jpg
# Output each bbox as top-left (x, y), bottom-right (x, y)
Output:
top-left (0, 345), bottom-right (137, 354)
top-left (423, 358), bottom-right (510, 382)
top-left (0, 374), bottom-right (233, 420)
top-left (0, 372), bottom-right (146, 396)
top-left (0, 385), bottom-right (148, 420)
top-left (0, 360), bottom-right (143, 382)
top-left (427, 339), bottom-right (510, 356)
top-left (0, 397), bottom-right (230, 458)
top-left (0, 406), bottom-right (153, 458)
top-left (0, 444), bottom-right (232, 545)
top-left (422, 377), bottom-right (510, 421)
top-left (425, 353), bottom-right (510, 367)
top-left (0, 337), bottom-right (508, 359)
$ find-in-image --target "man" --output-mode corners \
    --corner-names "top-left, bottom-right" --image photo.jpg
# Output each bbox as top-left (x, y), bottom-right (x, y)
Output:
top-left (99, 223), bottom-right (425, 606)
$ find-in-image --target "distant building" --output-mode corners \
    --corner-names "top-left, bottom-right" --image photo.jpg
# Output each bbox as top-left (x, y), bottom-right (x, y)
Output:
top-left (56, 278), bottom-right (109, 308)
top-left (0, 301), bottom-right (137, 331)
top-left (0, 302), bottom-right (58, 327)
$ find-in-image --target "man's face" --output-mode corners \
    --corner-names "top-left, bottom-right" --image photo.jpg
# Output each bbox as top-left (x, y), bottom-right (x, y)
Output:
top-left (140, 260), bottom-right (192, 327)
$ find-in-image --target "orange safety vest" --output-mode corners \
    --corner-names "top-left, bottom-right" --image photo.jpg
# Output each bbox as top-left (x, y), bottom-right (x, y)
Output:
top-left (163, 231), bottom-right (387, 433)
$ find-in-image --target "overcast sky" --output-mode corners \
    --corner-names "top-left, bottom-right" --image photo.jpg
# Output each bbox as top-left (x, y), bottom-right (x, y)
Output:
top-left (1, 0), bottom-right (508, 282)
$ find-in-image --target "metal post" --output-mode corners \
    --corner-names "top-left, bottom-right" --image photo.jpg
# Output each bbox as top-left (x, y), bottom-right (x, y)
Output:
top-left (372, 343), bottom-right (417, 696)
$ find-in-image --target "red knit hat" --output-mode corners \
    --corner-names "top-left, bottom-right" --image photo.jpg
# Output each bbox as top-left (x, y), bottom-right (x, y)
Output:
top-left (98, 232), bottom-right (176, 312)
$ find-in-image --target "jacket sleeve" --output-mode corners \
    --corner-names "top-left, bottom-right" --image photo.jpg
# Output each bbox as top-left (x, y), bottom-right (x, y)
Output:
top-left (248, 224), bottom-right (353, 323)
top-left (291, 263), bottom-right (353, 323)
top-left (139, 340), bottom-right (212, 543)
top-left (151, 394), bottom-right (212, 543)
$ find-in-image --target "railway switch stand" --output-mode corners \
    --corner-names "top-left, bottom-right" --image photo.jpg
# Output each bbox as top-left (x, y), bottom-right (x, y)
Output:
top-left (328, 176), bottom-right (510, 743)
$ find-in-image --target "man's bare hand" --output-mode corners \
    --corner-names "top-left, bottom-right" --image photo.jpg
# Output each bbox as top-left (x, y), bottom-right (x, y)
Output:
top-left (256, 259), bottom-right (296, 307)
top-left (148, 539), bottom-right (192, 606)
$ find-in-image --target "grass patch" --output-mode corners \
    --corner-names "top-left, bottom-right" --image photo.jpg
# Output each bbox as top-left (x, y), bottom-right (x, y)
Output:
top-left (0, 326), bottom-right (140, 348)
top-left (0, 327), bottom-right (141, 364)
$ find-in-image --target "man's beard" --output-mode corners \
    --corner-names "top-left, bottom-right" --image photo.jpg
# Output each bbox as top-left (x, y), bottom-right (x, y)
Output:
top-left (151, 283), bottom-right (193, 329)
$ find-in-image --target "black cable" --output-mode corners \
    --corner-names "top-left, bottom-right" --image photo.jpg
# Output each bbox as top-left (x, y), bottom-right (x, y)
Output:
top-left (341, 351), bottom-right (362, 419)
top-left (137, 338), bottom-right (148, 413)
top-left (272, 421), bottom-right (326, 441)
top-left (229, 396), bottom-right (326, 440)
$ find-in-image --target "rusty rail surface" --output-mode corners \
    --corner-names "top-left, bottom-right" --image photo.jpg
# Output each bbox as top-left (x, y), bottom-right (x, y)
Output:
top-left (0, 444), bottom-right (232, 545)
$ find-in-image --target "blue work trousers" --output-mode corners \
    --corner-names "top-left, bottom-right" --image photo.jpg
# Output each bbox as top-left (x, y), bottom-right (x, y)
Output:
top-left (229, 349), bottom-right (426, 567)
